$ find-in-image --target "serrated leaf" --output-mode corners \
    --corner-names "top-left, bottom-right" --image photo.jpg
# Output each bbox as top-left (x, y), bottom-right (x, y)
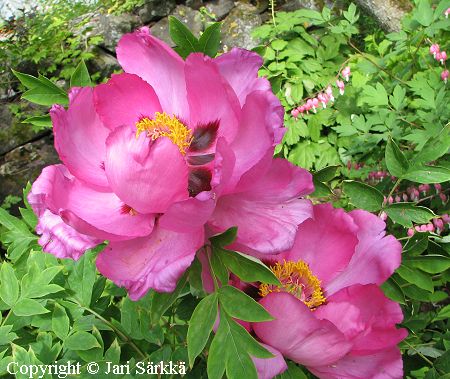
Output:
top-left (65, 331), bottom-right (101, 351)
top-left (70, 60), bottom-right (91, 87)
top-left (219, 286), bottom-right (273, 322)
top-left (68, 250), bottom-right (97, 306)
top-left (198, 22), bottom-right (221, 57)
top-left (219, 249), bottom-right (280, 286)
top-left (343, 181), bottom-right (384, 212)
top-left (389, 85), bottom-right (406, 110)
top-left (12, 298), bottom-right (49, 316)
top-left (385, 138), bottom-right (409, 177)
top-left (361, 83), bottom-right (388, 106)
top-left (187, 293), bottom-right (218, 367)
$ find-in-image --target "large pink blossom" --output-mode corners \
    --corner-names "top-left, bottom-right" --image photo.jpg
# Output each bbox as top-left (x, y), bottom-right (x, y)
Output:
top-left (233, 204), bottom-right (406, 379)
top-left (29, 28), bottom-right (313, 300)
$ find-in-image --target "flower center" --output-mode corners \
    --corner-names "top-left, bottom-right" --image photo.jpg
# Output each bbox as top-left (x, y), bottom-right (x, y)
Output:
top-left (259, 260), bottom-right (326, 310)
top-left (136, 112), bottom-right (193, 155)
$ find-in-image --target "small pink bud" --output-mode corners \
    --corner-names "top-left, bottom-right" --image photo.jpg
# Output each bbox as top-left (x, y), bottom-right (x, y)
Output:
top-left (433, 218), bottom-right (444, 231)
top-left (407, 228), bottom-right (415, 237)
top-left (336, 80), bottom-right (345, 95)
top-left (291, 109), bottom-right (299, 118)
top-left (445, 8), bottom-right (450, 18)
top-left (326, 85), bottom-right (335, 102)
top-left (388, 196), bottom-right (394, 204)
top-left (402, 193), bottom-right (408, 202)
top-left (395, 195), bottom-right (401, 203)
top-left (441, 69), bottom-right (449, 83)
top-left (430, 43), bottom-right (440, 57)
top-left (311, 98), bottom-right (319, 113)
top-left (442, 214), bottom-right (450, 223)
top-left (419, 224), bottom-right (428, 232)
top-left (439, 51), bottom-right (447, 64)
top-left (434, 183), bottom-right (442, 192)
top-left (426, 223), bottom-right (435, 232)
top-left (342, 66), bottom-right (351, 82)
top-left (439, 192), bottom-right (447, 203)
top-left (415, 225), bottom-right (421, 232)
top-left (379, 211), bottom-right (387, 221)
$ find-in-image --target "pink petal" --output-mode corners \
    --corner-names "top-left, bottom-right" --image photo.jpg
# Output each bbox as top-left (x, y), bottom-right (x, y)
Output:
top-left (316, 285), bottom-right (407, 355)
top-left (105, 125), bottom-right (189, 214)
top-left (326, 210), bottom-right (402, 295)
top-left (281, 203), bottom-right (359, 287)
top-left (29, 165), bottom-right (154, 240)
top-left (93, 73), bottom-right (162, 130)
top-left (185, 53), bottom-right (240, 145)
top-left (252, 343), bottom-right (288, 379)
top-left (226, 90), bottom-right (284, 190)
top-left (214, 48), bottom-right (272, 105)
top-left (96, 225), bottom-right (204, 300)
top-left (35, 210), bottom-right (101, 260)
top-left (209, 159), bottom-right (313, 254)
top-left (116, 27), bottom-right (188, 118)
top-left (309, 348), bottom-right (404, 379)
top-left (253, 292), bottom-right (351, 367)
top-left (51, 87), bottom-right (110, 187)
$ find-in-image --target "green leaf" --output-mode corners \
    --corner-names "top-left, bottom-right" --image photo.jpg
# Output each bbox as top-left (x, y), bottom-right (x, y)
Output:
top-left (169, 16), bottom-right (199, 59)
top-left (415, 0), bottom-right (434, 26)
top-left (0, 325), bottom-right (17, 346)
top-left (210, 252), bottom-right (229, 285)
top-left (403, 166), bottom-right (450, 184)
top-left (434, 304), bottom-right (450, 321)
top-left (385, 203), bottom-right (435, 228)
top-left (70, 59), bottom-right (92, 87)
top-left (361, 83), bottom-right (388, 106)
top-left (52, 303), bottom-right (70, 340)
top-left (22, 115), bottom-right (52, 128)
top-left (413, 131), bottom-right (450, 165)
top-left (187, 293), bottom-right (218, 367)
top-left (313, 165), bottom-right (339, 182)
top-left (0, 263), bottom-right (19, 307)
top-left (219, 249), bottom-right (281, 286)
top-left (65, 331), bottom-right (101, 351)
top-left (276, 361), bottom-right (308, 379)
top-left (385, 138), bottom-right (409, 177)
top-left (381, 277), bottom-right (405, 305)
top-left (404, 255), bottom-right (450, 274)
top-left (11, 69), bottom-right (42, 89)
top-left (12, 298), bottom-right (49, 316)
top-left (19, 74), bottom-right (68, 106)
top-left (396, 264), bottom-right (434, 292)
top-left (210, 227), bottom-right (238, 247)
top-left (389, 85), bottom-right (406, 110)
top-left (207, 311), bottom-right (229, 379)
top-left (68, 249), bottom-right (97, 306)
top-left (0, 207), bottom-right (30, 233)
top-left (105, 339), bottom-right (121, 363)
top-left (198, 22), bottom-right (221, 57)
top-left (219, 285), bottom-right (273, 322)
top-left (343, 181), bottom-right (384, 212)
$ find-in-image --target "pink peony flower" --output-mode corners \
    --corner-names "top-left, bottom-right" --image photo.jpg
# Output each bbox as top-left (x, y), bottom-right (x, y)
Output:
top-left (248, 204), bottom-right (406, 378)
top-left (29, 28), bottom-right (314, 300)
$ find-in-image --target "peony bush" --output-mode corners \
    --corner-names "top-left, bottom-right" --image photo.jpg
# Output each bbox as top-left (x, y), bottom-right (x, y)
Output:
top-left (0, 2), bottom-right (449, 379)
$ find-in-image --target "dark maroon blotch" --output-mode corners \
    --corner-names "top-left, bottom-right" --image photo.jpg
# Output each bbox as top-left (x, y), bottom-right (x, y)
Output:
top-left (187, 153), bottom-right (215, 166)
top-left (188, 168), bottom-right (212, 197)
top-left (189, 120), bottom-right (220, 152)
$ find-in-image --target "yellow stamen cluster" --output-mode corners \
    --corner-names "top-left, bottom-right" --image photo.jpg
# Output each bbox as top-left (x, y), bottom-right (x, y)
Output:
top-left (136, 112), bottom-right (193, 155)
top-left (259, 260), bottom-right (326, 310)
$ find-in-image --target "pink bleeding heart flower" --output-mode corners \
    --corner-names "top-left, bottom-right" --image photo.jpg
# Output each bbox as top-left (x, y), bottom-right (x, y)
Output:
top-left (445, 8), bottom-right (450, 18)
top-left (439, 51), bottom-right (447, 64)
top-left (326, 85), bottom-right (335, 102)
top-left (336, 79), bottom-right (345, 95)
top-left (244, 204), bottom-right (406, 378)
top-left (29, 28), bottom-right (314, 300)
top-left (342, 66), bottom-right (351, 81)
top-left (441, 69), bottom-right (449, 83)
top-left (430, 43), bottom-right (440, 58)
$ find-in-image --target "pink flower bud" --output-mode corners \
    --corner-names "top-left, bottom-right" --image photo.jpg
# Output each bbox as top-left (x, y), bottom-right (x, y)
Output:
top-left (430, 43), bottom-right (440, 57)
top-left (442, 214), bottom-right (450, 223)
top-left (326, 85), bottom-right (335, 102)
top-left (439, 192), bottom-right (447, 203)
top-left (402, 193), bottom-right (408, 202)
top-left (426, 223), bottom-right (435, 232)
top-left (434, 183), bottom-right (442, 192)
top-left (395, 195), bottom-right (401, 203)
top-left (407, 228), bottom-right (415, 237)
top-left (388, 196), bottom-right (394, 204)
top-left (415, 225), bottom-right (421, 232)
top-left (433, 218), bottom-right (444, 231)
top-left (311, 98), bottom-right (319, 113)
top-left (419, 224), bottom-right (428, 232)
top-left (291, 109), bottom-right (299, 118)
top-left (379, 211), bottom-right (387, 221)
top-left (441, 69), bottom-right (449, 83)
top-left (439, 51), bottom-right (447, 64)
top-left (336, 80), bottom-right (345, 95)
top-left (342, 66), bottom-right (351, 82)
top-left (445, 8), bottom-right (450, 18)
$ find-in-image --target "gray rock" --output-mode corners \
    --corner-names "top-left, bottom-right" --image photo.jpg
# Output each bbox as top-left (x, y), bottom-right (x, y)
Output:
top-left (0, 101), bottom-right (47, 156)
top-left (138, 0), bottom-right (176, 23)
top-left (204, 0), bottom-right (235, 20)
top-left (88, 48), bottom-right (121, 79)
top-left (0, 134), bottom-right (59, 203)
top-left (278, 0), bottom-right (337, 12)
top-left (221, 2), bottom-right (262, 50)
top-left (150, 5), bottom-right (203, 47)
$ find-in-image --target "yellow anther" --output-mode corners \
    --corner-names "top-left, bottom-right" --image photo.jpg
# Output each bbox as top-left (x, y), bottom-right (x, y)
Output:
top-left (259, 260), bottom-right (326, 310)
top-left (136, 112), bottom-right (193, 155)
